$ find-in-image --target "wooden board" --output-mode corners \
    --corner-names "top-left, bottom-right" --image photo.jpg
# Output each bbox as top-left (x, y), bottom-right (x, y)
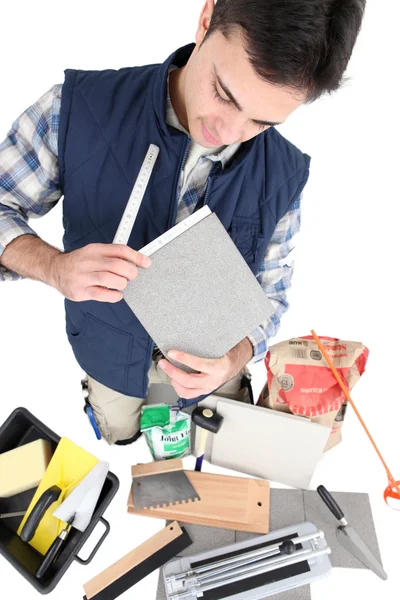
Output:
top-left (83, 521), bottom-right (185, 599)
top-left (130, 458), bottom-right (184, 478)
top-left (127, 468), bottom-right (270, 533)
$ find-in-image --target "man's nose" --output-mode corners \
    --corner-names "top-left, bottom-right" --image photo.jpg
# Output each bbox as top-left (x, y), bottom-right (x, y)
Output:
top-left (215, 114), bottom-right (245, 145)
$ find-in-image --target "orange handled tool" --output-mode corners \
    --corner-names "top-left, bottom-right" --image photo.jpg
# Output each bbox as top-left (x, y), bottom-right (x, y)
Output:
top-left (311, 329), bottom-right (400, 508)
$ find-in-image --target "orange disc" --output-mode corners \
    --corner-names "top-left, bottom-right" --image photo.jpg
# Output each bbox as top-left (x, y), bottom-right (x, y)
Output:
top-left (384, 480), bottom-right (400, 509)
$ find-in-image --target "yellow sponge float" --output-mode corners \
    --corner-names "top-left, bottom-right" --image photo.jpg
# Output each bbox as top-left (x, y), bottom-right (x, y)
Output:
top-left (0, 439), bottom-right (52, 498)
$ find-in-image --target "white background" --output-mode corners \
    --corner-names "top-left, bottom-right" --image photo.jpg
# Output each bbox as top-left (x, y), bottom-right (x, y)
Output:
top-left (1, 1), bottom-right (399, 598)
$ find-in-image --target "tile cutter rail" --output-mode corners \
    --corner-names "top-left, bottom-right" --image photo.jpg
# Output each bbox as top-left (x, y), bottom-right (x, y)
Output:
top-left (163, 522), bottom-right (332, 600)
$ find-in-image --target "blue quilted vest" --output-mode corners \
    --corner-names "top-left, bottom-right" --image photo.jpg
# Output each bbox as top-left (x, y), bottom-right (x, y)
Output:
top-left (58, 43), bottom-right (311, 407)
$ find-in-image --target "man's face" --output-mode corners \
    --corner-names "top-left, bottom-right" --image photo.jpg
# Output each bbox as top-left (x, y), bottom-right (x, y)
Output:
top-left (177, 27), bottom-right (305, 148)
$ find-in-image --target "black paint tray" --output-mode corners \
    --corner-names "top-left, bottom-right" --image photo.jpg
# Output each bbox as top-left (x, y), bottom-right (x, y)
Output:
top-left (0, 407), bottom-right (119, 594)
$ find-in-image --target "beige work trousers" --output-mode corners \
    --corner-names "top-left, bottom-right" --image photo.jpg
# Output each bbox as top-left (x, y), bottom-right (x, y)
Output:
top-left (84, 349), bottom-right (252, 445)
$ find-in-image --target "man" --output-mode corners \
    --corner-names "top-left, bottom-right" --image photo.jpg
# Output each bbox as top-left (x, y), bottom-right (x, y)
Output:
top-left (0, 0), bottom-right (366, 444)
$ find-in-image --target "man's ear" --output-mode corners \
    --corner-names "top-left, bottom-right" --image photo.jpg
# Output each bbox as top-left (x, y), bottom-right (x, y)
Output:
top-left (195, 0), bottom-right (215, 47)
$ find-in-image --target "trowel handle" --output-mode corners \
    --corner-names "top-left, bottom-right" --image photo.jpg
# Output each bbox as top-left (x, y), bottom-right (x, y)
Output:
top-left (317, 485), bottom-right (345, 521)
top-left (36, 527), bottom-right (69, 579)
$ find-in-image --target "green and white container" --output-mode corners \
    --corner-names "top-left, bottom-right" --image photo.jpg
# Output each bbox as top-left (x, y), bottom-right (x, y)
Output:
top-left (140, 404), bottom-right (191, 460)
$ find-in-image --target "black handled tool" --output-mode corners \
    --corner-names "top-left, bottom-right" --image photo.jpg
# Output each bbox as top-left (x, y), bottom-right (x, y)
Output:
top-left (317, 485), bottom-right (388, 580)
top-left (192, 407), bottom-right (224, 472)
top-left (20, 485), bottom-right (62, 542)
top-left (36, 513), bottom-right (75, 579)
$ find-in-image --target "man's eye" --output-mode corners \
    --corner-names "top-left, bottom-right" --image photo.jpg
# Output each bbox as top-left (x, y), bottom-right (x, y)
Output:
top-left (212, 81), bottom-right (230, 105)
top-left (211, 81), bottom-right (269, 133)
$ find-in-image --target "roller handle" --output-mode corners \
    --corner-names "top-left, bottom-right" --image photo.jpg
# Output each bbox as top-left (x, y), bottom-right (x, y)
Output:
top-left (317, 485), bottom-right (345, 522)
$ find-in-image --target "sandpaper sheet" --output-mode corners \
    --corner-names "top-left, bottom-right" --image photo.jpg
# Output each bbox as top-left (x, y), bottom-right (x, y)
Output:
top-left (155, 489), bottom-right (382, 600)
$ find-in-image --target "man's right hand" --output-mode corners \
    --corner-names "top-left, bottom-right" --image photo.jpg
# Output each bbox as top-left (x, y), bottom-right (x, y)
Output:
top-left (50, 243), bottom-right (152, 303)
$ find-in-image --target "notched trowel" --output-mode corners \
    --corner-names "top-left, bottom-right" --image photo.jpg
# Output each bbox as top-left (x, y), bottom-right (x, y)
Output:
top-left (131, 459), bottom-right (200, 510)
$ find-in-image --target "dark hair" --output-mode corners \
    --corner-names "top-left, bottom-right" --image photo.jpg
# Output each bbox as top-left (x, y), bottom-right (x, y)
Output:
top-left (204, 0), bottom-right (366, 101)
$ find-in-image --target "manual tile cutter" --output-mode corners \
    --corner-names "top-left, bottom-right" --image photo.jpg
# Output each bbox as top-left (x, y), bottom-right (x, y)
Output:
top-left (162, 521), bottom-right (331, 599)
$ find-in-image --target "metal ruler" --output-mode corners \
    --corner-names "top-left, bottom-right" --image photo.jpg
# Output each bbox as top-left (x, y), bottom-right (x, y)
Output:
top-left (113, 144), bottom-right (160, 245)
top-left (140, 205), bottom-right (211, 257)
top-left (112, 143), bottom-right (212, 255)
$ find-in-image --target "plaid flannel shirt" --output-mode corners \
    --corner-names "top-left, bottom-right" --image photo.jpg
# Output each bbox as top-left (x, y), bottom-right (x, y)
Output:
top-left (0, 73), bottom-right (302, 364)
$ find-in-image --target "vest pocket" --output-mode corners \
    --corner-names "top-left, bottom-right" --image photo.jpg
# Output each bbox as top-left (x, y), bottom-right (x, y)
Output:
top-left (66, 312), bottom-right (134, 393)
top-left (229, 216), bottom-right (263, 263)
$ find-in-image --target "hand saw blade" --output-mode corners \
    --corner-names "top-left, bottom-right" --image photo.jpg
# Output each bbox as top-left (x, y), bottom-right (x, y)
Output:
top-left (132, 470), bottom-right (200, 509)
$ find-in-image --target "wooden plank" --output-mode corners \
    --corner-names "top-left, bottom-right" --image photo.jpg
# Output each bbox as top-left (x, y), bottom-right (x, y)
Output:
top-left (130, 458), bottom-right (183, 478)
top-left (83, 521), bottom-right (184, 599)
top-left (127, 470), bottom-right (270, 533)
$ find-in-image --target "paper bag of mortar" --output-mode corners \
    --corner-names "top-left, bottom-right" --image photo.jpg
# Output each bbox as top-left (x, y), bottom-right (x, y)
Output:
top-left (258, 336), bottom-right (369, 451)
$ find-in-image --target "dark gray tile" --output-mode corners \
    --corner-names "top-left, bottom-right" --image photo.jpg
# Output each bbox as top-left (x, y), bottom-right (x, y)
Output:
top-left (303, 490), bottom-right (382, 569)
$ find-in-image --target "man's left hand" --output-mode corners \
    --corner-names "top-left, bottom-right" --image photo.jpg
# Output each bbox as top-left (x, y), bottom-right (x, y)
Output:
top-left (157, 338), bottom-right (253, 399)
